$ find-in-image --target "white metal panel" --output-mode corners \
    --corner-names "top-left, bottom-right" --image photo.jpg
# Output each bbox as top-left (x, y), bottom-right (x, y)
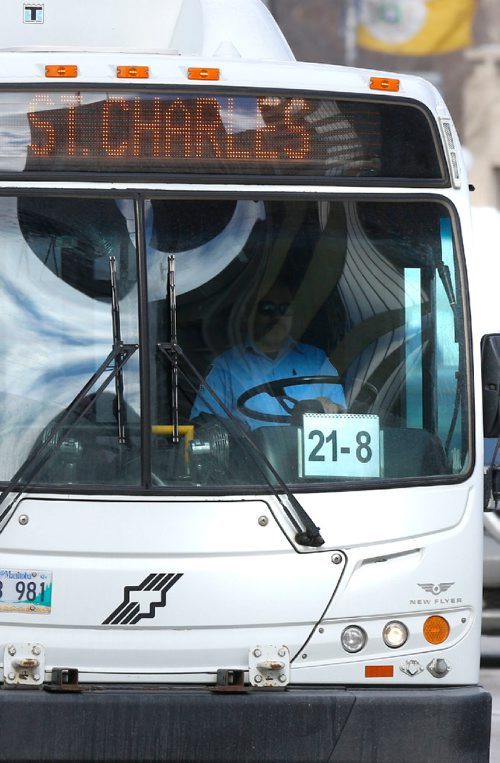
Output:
top-left (0, 498), bottom-right (343, 627)
top-left (0, 497), bottom-right (345, 676)
top-left (0, 0), bottom-right (293, 61)
top-left (0, 0), bottom-right (183, 52)
top-left (288, 482), bottom-right (475, 549)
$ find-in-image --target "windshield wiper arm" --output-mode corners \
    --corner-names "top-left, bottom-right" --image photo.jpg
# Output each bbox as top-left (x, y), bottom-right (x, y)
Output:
top-left (0, 340), bottom-right (138, 528)
top-left (158, 255), bottom-right (324, 548)
top-left (158, 341), bottom-right (324, 547)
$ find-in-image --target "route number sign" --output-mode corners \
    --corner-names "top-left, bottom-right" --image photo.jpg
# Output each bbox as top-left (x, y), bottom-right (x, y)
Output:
top-left (301, 413), bottom-right (380, 478)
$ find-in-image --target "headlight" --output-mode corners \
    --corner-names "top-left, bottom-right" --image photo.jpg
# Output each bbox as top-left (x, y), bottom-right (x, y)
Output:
top-left (382, 620), bottom-right (408, 648)
top-left (341, 625), bottom-right (367, 653)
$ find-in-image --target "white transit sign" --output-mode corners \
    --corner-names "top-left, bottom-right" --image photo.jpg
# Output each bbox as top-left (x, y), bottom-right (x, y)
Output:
top-left (302, 413), bottom-right (380, 478)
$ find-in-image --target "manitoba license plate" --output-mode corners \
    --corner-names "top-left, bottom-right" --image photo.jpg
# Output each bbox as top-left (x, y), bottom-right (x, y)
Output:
top-left (0, 569), bottom-right (52, 614)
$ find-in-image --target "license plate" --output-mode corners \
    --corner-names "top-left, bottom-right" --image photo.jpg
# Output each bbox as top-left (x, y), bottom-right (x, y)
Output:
top-left (0, 569), bottom-right (52, 614)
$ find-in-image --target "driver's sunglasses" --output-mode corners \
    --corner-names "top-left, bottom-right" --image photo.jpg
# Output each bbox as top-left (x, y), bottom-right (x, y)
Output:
top-left (257, 300), bottom-right (292, 317)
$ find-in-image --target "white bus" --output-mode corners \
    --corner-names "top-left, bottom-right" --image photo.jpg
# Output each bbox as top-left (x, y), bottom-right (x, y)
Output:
top-left (0, 0), bottom-right (492, 760)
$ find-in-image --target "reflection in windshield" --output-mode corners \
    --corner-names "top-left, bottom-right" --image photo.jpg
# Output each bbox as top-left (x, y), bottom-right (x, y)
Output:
top-left (117, 198), bottom-right (266, 298)
top-left (0, 196), bottom-right (140, 483)
top-left (0, 194), bottom-right (469, 490)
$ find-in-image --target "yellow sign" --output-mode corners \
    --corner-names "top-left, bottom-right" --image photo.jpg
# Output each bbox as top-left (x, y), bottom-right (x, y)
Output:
top-left (357, 0), bottom-right (475, 56)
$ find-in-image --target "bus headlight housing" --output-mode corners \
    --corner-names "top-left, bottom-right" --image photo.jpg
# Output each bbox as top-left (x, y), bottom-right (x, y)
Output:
top-left (341, 625), bottom-right (367, 653)
top-left (382, 620), bottom-right (408, 648)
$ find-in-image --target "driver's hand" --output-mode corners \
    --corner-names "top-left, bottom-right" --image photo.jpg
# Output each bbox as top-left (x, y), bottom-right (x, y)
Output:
top-left (317, 397), bottom-right (345, 414)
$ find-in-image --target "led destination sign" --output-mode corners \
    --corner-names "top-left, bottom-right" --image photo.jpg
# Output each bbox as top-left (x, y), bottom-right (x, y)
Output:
top-left (0, 90), bottom-right (442, 179)
top-left (27, 93), bottom-right (313, 169)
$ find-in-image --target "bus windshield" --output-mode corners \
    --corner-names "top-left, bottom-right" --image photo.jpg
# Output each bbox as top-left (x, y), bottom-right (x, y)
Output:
top-left (0, 194), bottom-right (470, 491)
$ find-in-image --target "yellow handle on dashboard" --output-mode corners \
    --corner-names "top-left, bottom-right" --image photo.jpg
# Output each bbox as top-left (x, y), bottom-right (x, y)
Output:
top-left (151, 424), bottom-right (195, 463)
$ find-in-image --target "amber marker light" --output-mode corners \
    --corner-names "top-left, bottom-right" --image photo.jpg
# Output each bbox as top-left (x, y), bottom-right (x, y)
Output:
top-left (45, 65), bottom-right (78, 78)
top-left (365, 665), bottom-right (394, 678)
top-left (369, 77), bottom-right (400, 92)
top-left (187, 67), bottom-right (220, 81)
top-left (117, 66), bottom-right (149, 79)
top-left (423, 615), bottom-right (450, 645)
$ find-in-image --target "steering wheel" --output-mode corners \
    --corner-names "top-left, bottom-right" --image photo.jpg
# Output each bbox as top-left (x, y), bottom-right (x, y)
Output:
top-left (237, 375), bottom-right (344, 423)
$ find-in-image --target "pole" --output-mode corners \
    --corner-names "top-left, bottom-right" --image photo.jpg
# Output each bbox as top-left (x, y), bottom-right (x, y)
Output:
top-left (345, 0), bottom-right (358, 67)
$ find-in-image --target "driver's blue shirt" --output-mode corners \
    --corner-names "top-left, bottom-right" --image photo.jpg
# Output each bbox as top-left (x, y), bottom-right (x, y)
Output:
top-left (190, 340), bottom-right (346, 430)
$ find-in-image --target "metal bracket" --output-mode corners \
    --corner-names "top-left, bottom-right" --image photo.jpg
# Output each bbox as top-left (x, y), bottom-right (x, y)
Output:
top-left (400, 659), bottom-right (424, 677)
top-left (249, 645), bottom-right (290, 688)
top-left (211, 668), bottom-right (248, 693)
top-left (3, 643), bottom-right (45, 688)
top-left (44, 667), bottom-right (83, 692)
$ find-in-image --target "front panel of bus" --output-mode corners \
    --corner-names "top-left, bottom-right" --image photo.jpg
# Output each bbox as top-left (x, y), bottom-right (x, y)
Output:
top-left (0, 85), bottom-right (481, 693)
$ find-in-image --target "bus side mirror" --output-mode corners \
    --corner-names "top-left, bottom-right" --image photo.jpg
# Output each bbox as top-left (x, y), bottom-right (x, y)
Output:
top-left (482, 333), bottom-right (500, 437)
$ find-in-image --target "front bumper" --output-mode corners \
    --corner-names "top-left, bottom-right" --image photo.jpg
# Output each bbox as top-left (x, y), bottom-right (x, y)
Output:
top-left (0, 684), bottom-right (490, 761)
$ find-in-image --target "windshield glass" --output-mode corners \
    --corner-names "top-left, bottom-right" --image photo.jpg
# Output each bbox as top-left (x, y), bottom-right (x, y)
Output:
top-left (0, 195), bottom-right (141, 486)
top-left (0, 194), bottom-right (470, 491)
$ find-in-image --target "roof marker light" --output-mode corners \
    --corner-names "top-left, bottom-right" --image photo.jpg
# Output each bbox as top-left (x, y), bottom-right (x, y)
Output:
top-left (188, 67), bottom-right (220, 81)
top-left (369, 77), bottom-right (400, 92)
top-left (117, 66), bottom-right (149, 79)
top-left (45, 65), bottom-right (78, 78)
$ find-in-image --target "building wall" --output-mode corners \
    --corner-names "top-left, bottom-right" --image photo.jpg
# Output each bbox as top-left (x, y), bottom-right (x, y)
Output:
top-left (464, 47), bottom-right (500, 207)
top-left (266, 0), bottom-right (500, 208)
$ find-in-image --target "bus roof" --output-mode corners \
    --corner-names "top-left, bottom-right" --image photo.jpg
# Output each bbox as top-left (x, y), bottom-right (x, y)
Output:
top-left (1, 0), bottom-right (294, 62)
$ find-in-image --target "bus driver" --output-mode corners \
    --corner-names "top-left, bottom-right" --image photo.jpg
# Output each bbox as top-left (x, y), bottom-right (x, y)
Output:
top-left (190, 279), bottom-right (346, 430)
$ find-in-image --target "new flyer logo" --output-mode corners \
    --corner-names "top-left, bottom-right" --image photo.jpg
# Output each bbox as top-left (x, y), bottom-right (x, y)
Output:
top-left (102, 573), bottom-right (183, 625)
top-left (418, 582), bottom-right (454, 595)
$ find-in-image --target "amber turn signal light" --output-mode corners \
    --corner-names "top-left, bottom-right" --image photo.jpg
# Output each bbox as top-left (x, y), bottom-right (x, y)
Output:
top-left (423, 615), bottom-right (450, 645)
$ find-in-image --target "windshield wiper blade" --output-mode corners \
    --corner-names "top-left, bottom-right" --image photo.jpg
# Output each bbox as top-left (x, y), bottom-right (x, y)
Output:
top-left (167, 255), bottom-right (180, 444)
top-left (0, 342), bottom-right (138, 528)
top-left (110, 255), bottom-right (127, 445)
